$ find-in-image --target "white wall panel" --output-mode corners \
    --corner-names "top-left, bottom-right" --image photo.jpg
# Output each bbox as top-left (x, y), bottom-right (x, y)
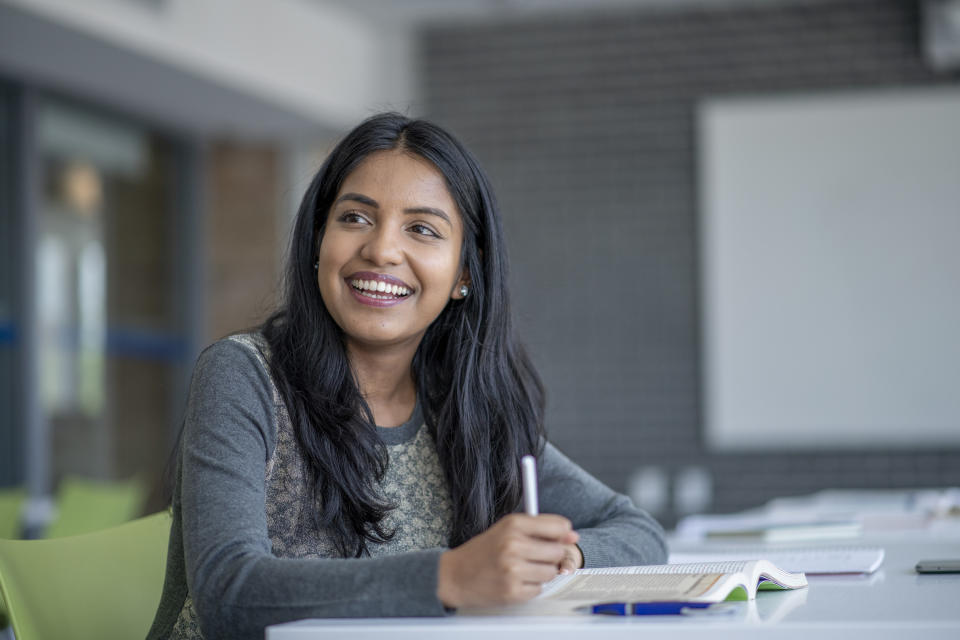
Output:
top-left (700, 87), bottom-right (960, 450)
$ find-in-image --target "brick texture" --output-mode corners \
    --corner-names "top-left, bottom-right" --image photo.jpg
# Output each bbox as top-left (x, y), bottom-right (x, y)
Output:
top-left (206, 142), bottom-right (282, 342)
top-left (420, 0), bottom-right (960, 523)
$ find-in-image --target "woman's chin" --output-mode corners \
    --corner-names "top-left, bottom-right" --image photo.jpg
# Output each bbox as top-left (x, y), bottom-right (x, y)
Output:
top-left (343, 329), bottom-right (425, 352)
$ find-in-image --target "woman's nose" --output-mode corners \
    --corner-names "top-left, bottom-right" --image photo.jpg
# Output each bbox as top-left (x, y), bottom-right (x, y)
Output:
top-left (359, 225), bottom-right (403, 265)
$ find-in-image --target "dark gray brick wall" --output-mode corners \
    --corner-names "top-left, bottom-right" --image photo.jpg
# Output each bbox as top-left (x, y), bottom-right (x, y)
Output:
top-left (419, 0), bottom-right (960, 525)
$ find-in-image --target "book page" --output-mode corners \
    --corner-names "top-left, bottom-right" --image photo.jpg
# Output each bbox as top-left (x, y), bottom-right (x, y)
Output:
top-left (539, 562), bottom-right (753, 599)
top-left (570, 560), bottom-right (751, 576)
top-left (460, 561), bottom-right (804, 617)
top-left (543, 573), bottom-right (723, 602)
top-left (459, 564), bottom-right (770, 617)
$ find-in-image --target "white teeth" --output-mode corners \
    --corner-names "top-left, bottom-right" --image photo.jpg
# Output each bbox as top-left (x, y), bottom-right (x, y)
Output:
top-left (350, 279), bottom-right (411, 297)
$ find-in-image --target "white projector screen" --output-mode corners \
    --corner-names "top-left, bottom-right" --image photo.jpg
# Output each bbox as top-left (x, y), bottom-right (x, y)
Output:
top-left (699, 87), bottom-right (960, 451)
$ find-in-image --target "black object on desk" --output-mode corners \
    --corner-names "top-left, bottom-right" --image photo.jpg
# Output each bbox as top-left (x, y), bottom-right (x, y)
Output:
top-left (915, 559), bottom-right (960, 573)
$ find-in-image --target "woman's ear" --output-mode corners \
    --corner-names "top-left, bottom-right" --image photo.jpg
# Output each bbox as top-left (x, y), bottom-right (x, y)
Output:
top-left (451, 268), bottom-right (472, 300)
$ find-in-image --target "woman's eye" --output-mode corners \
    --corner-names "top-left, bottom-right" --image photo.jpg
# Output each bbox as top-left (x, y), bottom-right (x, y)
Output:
top-left (339, 211), bottom-right (369, 225)
top-left (410, 223), bottom-right (440, 238)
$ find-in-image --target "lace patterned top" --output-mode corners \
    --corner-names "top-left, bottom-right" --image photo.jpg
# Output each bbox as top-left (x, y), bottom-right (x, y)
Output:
top-left (153, 334), bottom-right (454, 639)
top-left (148, 333), bottom-right (667, 640)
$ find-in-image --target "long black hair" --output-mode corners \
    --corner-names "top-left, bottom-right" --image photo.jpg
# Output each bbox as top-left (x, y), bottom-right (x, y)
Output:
top-left (261, 112), bottom-right (546, 557)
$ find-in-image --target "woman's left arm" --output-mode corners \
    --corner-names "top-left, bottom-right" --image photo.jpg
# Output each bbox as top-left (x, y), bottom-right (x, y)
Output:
top-left (538, 442), bottom-right (668, 569)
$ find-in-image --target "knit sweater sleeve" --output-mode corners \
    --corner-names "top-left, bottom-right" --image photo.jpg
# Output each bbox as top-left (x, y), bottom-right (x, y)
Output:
top-left (537, 442), bottom-right (668, 568)
top-left (177, 339), bottom-right (447, 640)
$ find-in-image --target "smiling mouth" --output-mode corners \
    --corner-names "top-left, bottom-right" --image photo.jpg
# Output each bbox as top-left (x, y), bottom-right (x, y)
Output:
top-left (349, 278), bottom-right (412, 299)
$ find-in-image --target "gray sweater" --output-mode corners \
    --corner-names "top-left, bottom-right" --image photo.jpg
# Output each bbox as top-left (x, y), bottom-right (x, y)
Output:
top-left (148, 334), bottom-right (667, 640)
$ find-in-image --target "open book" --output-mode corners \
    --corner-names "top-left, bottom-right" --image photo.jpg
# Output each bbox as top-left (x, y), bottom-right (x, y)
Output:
top-left (460, 560), bottom-right (807, 616)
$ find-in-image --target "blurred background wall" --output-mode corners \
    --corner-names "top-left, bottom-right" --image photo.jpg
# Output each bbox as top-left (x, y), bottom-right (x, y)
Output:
top-left (417, 0), bottom-right (960, 525)
top-left (1, 0), bottom-right (958, 535)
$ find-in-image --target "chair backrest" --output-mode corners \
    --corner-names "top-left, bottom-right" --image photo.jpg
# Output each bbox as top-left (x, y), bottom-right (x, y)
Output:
top-left (0, 488), bottom-right (26, 539)
top-left (0, 488), bottom-right (26, 630)
top-left (0, 510), bottom-right (171, 640)
top-left (45, 474), bottom-right (148, 538)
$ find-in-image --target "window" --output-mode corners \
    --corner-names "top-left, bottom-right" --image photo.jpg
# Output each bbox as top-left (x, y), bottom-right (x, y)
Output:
top-left (33, 97), bottom-right (189, 496)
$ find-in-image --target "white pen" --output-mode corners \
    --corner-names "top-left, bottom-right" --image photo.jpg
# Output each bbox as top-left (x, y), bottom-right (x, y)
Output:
top-left (521, 454), bottom-right (539, 516)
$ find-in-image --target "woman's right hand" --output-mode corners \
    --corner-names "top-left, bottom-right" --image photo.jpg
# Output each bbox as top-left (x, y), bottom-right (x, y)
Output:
top-left (436, 513), bottom-right (579, 609)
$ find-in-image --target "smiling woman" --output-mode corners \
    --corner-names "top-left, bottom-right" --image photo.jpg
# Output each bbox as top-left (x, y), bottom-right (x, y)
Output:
top-left (317, 150), bottom-right (467, 358)
top-left (147, 113), bottom-right (667, 640)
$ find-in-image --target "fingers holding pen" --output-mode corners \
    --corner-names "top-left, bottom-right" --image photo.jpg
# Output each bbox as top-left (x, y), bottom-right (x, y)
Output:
top-left (557, 543), bottom-right (584, 575)
top-left (496, 514), bottom-right (576, 564)
top-left (436, 513), bottom-right (580, 609)
top-left (509, 512), bottom-right (579, 543)
top-left (495, 514), bottom-right (580, 575)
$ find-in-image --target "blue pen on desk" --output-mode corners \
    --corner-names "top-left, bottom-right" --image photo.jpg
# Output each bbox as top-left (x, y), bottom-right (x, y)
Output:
top-left (591, 602), bottom-right (714, 615)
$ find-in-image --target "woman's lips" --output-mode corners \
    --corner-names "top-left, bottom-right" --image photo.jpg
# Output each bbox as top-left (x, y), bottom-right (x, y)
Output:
top-left (345, 271), bottom-right (413, 307)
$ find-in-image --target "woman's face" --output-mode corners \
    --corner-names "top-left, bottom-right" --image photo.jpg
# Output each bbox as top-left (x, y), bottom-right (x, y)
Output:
top-left (317, 149), bottom-right (468, 352)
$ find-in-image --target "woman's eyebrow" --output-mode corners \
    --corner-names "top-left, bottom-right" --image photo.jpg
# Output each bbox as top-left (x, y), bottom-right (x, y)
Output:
top-left (335, 192), bottom-right (452, 227)
top-left (404, 207), bottom-right (451, 227)
top-left (335, 192), bottom-right (378, 207)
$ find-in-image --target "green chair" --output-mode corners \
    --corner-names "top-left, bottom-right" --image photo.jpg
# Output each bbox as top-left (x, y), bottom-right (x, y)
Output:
top-left (0, 510), bottom-right (171, 640)
top-left (45, 474), bottom-right (147, 538)
top-left (0, 488), bottom-right (26, 630)
top-left (0, 488), bottom-right (26, 539)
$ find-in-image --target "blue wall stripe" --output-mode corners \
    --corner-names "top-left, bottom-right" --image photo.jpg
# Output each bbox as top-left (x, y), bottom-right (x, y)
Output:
top-left (0, 321), bottom-right (187, 360)
top-left (0, 321), bottom-right (15, 346)
top-left (105, 327), bottom-right (187, 361)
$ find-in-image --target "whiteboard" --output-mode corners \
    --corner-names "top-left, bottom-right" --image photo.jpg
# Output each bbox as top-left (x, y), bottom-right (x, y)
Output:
top-left (699, 87), bottom-right (960, 450)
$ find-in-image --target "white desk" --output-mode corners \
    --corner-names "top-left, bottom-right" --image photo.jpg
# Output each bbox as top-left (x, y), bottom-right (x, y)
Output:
top-left (267, 533), bottom-right (960, 639)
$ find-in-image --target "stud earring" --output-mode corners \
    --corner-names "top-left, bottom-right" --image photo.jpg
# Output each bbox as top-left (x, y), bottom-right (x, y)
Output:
top-left (313, 261), bottom-right (319, 271)
top-left (459, 284), bottom-right (469, 298)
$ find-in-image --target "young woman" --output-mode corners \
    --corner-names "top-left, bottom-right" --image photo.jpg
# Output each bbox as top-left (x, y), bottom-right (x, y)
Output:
top-left (148, 113), bottom-right (667, 640)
